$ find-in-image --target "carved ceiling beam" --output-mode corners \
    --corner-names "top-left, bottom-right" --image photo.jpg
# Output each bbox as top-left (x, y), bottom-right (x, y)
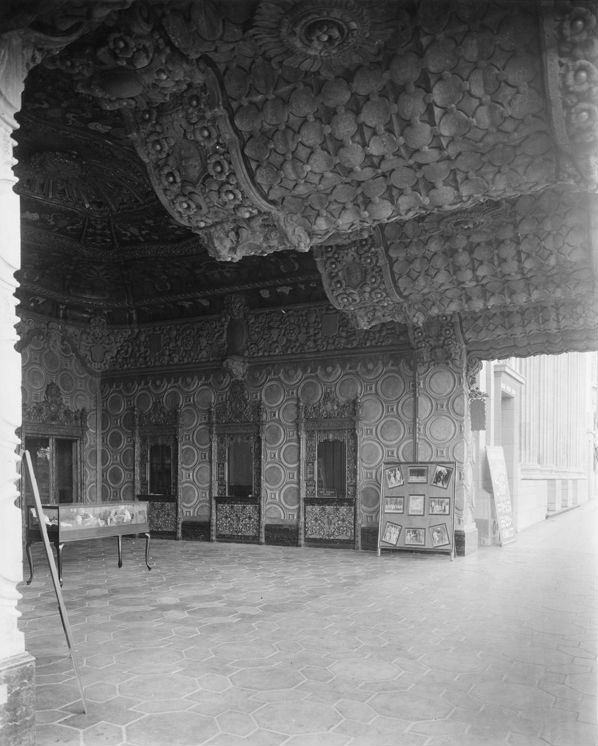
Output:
top-left (38, 0), bottom-right (597, 263)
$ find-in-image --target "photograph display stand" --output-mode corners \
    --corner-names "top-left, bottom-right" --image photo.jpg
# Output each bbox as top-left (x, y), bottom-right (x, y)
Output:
top-left (23, 450), bottom-right (87, 714)
top-left (377, 461), bottom-right (456, 559)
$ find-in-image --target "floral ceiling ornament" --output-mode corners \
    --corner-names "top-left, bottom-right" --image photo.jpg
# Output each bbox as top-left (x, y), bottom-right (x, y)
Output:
top-left (251, 0), bottom-right (401, 74)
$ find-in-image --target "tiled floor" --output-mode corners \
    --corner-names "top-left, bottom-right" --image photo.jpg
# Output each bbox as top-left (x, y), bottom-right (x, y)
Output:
top-left (18, 501), bottom-right (597, 746)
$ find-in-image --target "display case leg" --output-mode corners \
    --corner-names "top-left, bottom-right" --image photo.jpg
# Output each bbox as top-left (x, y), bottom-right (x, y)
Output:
top-left (144, 532), bottom-right (152, 571)
top-left (25, 542), bottom-right (34, 585)
top-left (117, 535), bottom-right (122, 568)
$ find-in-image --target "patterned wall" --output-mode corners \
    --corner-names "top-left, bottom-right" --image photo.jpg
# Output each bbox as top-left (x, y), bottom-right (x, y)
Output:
top-left (19, 310), bottom-right (469, 530)
top-left (101, 356), bottom-right (468, 530)
top-left (20, 323), bottom-right (100, 502)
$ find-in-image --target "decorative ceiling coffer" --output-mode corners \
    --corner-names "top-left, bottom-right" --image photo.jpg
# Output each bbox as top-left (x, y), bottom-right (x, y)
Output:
top-left (45, 0), bottom-right (597, 262)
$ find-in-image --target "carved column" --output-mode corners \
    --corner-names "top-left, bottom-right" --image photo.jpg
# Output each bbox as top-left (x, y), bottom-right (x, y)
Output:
top-left (410, 316), bottom-right (479, 555)
top-left (0, 31), bottom-right (35, 746)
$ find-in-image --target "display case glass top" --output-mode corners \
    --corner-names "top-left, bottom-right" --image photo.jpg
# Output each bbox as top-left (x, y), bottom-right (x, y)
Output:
top-left (28, 501), bottom-right (149, 542)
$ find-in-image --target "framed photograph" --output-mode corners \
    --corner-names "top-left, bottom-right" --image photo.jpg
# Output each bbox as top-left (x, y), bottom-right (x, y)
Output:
top-left (385, 465), bottom-right (404, 489)
top-left (384, 496), bottom-right (404, 513)
top-left (429, 497), bottom-right (450, 515)
top-left (407, 466), bottom-right (428, 484)
top-left (430, 523), bottom-right (450, 548)
top-left (381, 521), bottom-right (402, 546)
top-left (408, 494), bottom-right (425, 516)
top-left (404, 527), bottom-right (425, 546)
top-left (432, 464), bottom-right (453, 489)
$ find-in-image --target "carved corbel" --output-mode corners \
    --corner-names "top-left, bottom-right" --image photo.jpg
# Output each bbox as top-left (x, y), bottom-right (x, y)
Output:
top-left (408, 314), bottom-right (466, 372)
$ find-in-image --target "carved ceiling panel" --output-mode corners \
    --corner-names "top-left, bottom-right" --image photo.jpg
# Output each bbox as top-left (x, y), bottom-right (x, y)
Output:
top-left (6, 0), bottom-right (598, 358)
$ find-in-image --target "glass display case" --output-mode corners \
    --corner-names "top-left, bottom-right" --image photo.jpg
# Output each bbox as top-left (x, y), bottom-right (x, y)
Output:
top-left (26, 501), bottom-right (151, 585)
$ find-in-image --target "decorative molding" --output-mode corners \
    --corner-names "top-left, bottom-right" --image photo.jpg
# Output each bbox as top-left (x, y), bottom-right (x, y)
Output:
top-left (135, 401), bottom-right (178, 428)
top-left (541, 0), bottom-right (598, 190)
top-left (408, 315), bottom-right (465, 370)
top-left (213, 380), bottom-right (262, 425)
top-left (22, 381), bottom-right (86, 429)
top-left (251, 0), bottom-right (399, 75)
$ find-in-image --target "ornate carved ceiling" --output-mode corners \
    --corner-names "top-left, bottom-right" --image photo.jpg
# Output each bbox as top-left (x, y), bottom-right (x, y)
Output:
top-left (8, 0), bottom-right (598, 359)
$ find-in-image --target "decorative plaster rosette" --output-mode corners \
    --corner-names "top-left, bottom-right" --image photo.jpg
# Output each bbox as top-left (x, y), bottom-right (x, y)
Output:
top-left (251, 0), bottom-right (398, 74)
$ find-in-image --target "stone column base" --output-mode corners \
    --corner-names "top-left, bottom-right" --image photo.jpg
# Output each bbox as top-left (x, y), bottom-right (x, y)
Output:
top-left (454, 525), bottom-right (479, 556)
top-left (0, 652), bottom-right (36, 746)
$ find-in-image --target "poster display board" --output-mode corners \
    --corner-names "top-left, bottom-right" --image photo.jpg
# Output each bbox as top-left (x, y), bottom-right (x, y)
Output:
top-left (485, 446), bottom-right (516, 545)
top-left (377, 461), bottom-right (456, 557)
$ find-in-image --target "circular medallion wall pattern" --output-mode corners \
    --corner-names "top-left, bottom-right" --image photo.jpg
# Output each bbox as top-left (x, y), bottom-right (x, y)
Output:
top-left (415, 440), bottom-right (433, 461)
top-left (360, 395), bottom-right (384, 424)
top-left (165, 389), bottom-right (183, 410)
top-left (378, 371), bottom-right (405, 400)
top-left (281, 484), bottom-right (299, 510)
top-left (108, 429), bottom-right (124, 450)
top-left (58, 370), bottom-right (75, 393)
top-left (194, 463), bottom-right (210, 487)
top-left (179, 376), bottom-right (199, 393)
top-left (193, 426), bottom-right (211, 448)
top-left (427, 369), bottom-right (457, 397)
top-left (26, 365), bottom-right (45, 390)
top-left (107, 391), bottom-right (126, 415)
top-left (428, 415), bottom-right (457, 444)
top-left (265, 463), bottom-right (285, 489)
top-left (280, 401), bottom-right (298, 425)
top-left (134, 391), bottom-right (152, 413)
top-left (73, 391), bottom-right (92, 411)
top-left (416, 392), bottom-right (433, 420)
top-left (247, 367), bottom-right (269, 388)
top-left (121, 445), bottom-right (134, 469)
top-left (378, 417), bottom-right (405, 445)
top-left (265, 503), bottom-right (285, 520)
top-left (194, 386), bottom-right (214, 409)
top-left (299, 378), bottom-right (323, 404)
top-left (149, 378), bottom-right (168, 394)
top-left (398, 441), bottom-right (415, 462)
top-left (358, 358), bottom-right (385, 380)
top-left (181, 444), bottom-right (198, 469)
top-left (43, 350), bottom-right (60, 373)
top-left (265, 422), bottom-right (285, 448)
top-left (337, 375), bottom-right (361, 401)
top-left (180, 404), bottom-right (199, 429)
top-left (281, 442), bottom-right (299, 467)
top-left (280, 367), bottom-right (302, 386)
top-left (107, 464), bottom-right (124, 487)
top-left (263, 380), bottom-right (285, 407)
top-left (318, 363), bottom-right (342, 383)
top-left (450, 392), bottom-right (465, 417)
top-left (360, 485), bottom-right (379, 510)
top-left (181, 483), bottom-right (199, 508)
top-left (361, 440), bottom-right (384, 467)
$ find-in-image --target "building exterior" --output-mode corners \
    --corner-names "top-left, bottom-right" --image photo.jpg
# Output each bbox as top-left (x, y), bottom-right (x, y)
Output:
top-left (1, 1), bottom-right (597, 743)
top-left (474, 354), bottom-right (597, 544)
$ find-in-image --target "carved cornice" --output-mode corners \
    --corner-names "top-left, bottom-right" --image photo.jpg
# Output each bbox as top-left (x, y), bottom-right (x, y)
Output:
top-left (22, 381), bottom-right (86, 428)
top-left (135, 401), bottom-right (178, 428)
top-left (17, 314), bottom-right (133, 374)
top-left (408, 314), bottom-right (466, 370)
top-left (299, 388), bottom-right (358, 422)
top-left (213, 380), bottom-right (261, 425)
